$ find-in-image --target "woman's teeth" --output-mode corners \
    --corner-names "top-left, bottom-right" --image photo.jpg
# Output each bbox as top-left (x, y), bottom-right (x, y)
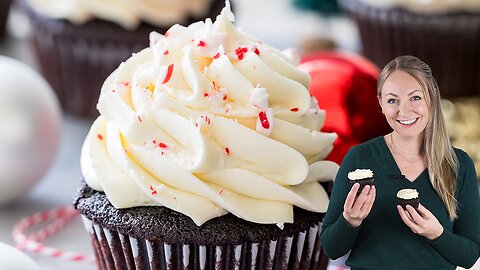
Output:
top-left (398, 118), bottom-right (417, 125)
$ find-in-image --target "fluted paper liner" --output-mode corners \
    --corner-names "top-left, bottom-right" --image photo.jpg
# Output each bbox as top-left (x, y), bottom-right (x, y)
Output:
top-left (81, 215), bottom-right (329, 270)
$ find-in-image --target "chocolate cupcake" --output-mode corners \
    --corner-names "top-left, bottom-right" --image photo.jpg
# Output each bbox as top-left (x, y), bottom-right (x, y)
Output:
top-left (75, 181), bottom-right (333, 270)
top-left (75, 2), bottom-right (339, 269)
top-left (19, 0), bottom-right (224, 117)
top-left (348, 169), bottom-right (374, 194)
top-left (339, 0), bottom-right (480, 97)
top-left (397, 189), bottom-right (420, 210)
top-left (0, 0), bottom-right (12, 38)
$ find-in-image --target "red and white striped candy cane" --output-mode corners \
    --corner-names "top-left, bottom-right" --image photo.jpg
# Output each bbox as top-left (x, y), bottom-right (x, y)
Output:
top-left (12, 206), bottom-right (95, 264)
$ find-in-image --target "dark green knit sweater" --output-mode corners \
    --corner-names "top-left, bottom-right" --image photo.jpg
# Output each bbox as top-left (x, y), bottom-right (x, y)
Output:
top-left (320, 136), bottom-right (480, 270)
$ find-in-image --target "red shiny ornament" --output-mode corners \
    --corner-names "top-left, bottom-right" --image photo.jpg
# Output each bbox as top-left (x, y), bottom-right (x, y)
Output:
top-left (299, 52), bottom-right (391, 164)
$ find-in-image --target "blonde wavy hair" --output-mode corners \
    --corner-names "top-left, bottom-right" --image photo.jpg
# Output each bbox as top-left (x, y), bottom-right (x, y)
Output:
top-left (377, 55), bottom-right (459, 220)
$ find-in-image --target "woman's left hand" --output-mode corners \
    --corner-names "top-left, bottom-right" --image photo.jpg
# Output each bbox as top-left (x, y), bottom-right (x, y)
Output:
top-left (397, 203), bottom-right (444, 240)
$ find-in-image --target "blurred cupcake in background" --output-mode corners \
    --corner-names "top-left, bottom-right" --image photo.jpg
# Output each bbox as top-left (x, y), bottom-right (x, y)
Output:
top-left (18, 0), bottom-right (224, 117)
top-left (0, 0), bottom-right (13, 38)
top-left (339, 0), bottom-right (480, 98)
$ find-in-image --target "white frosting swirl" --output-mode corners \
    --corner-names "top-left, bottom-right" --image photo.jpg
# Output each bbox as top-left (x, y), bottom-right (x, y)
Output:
top-left (25, 0), bottom-right (215, 29)
top-left (348, 169), bottom-right (374, 180)
top-left (397, 189), bottom-right (419, 200)
top-left (81, 2), bottom-right (339, 226)
top-left (359, 0), bottom-right (480, 13)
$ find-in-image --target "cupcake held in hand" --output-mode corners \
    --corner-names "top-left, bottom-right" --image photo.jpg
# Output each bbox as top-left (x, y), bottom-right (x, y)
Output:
top-left (397, 189), bottom-right (420, 210)
top-left (348, 169), bottom-right (374, 194)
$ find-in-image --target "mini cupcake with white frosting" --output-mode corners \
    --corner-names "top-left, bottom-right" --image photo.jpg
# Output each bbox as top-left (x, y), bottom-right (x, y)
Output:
top-left (348, 168), bottom-right (374, 194)
top-left (397, 188), bottom-right (420, 209)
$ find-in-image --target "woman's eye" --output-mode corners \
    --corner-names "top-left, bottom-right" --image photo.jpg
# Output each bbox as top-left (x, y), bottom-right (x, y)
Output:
top-left (411, 95), bottom-right (421, 101)
top-left (387, 98), bottom-right (397, 104)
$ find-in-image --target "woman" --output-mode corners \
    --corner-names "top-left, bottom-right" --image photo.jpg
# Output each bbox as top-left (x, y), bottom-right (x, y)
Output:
top-left (320, 55), bottom-right (480, 269)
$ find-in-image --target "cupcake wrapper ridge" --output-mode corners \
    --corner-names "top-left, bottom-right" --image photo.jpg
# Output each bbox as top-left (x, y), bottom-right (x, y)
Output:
top-left (81, 215), bottom-right (329, 270)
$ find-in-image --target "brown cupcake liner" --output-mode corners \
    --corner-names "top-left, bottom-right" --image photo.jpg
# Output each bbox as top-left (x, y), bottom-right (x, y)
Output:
top-left (349, 177), bottom-right (374, 195)
top-left (339, 0), bottom-right (480, 97)
top-left (0, 0), bottom-right (12, 37)
top-left (397, 197), bottom-right (420, 210)
top-left (21, 5), bottom-right (159, 117)
top-left (81, 215), bottom-right (329, 270)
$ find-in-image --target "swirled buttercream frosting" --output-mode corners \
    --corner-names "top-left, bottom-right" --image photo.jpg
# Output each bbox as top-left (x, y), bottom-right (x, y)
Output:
top-left (25, 0), bottom-right (215, 29)
top-left (81, 2), bottom-right (339, 226)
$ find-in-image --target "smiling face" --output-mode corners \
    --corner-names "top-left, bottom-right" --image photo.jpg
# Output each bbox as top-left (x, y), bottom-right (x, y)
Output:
top-left (378, 70), bottom-right (430, 140)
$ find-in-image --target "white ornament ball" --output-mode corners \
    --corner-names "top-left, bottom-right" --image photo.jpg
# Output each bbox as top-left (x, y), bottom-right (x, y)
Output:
top-left (0, 56), bottom-right (61, 205)
top-left (0, 242), bottom-right (41, 270)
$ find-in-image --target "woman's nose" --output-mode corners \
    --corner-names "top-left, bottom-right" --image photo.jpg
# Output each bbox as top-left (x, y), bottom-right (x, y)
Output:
top-left (398, 100), bottom-right (411, 116)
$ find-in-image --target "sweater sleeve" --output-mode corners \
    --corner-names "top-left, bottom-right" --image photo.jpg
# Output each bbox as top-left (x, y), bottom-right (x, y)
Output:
top-left (429, 152), bottom-right (480, 268)
top-left (320, 147), bottom-right (361, 259)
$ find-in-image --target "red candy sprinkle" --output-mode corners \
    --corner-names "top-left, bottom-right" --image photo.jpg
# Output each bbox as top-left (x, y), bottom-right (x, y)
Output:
top-left (138, 116), bottom-right (142, 122)
top-left (97, 134), bottom-right (103, 140)
top-left (197, 40), bottom-right (206, 47)
top-left (162, 63), bottom-right (174, 84)
top-left (204, 92), bottom-right (209, 97)
top-left (290, 107), bottom-right (299, 112)
top-left (150, 185), bottom-right (157, 195)
top-left (235, 47), bottom-right (248, 60)
top-left (112, 90), bottom-right (116, 93)
top-left (253, 47), bottom-right (260, 55)
top-left (258, 111), bottom-right (270, 129)
top-left (219, 189), bottom-right (224, 195)
top-left (159, 142), bottom-right (167, 148)
top-left (164, 32), bottom-right (169, 38)
top-left (163, 50), bottom-right (169, 55)
top-left (223, 95), bottom-right (227, 100)
top-left (213, 52), bottom-right (220, 59)
top-left (225, 147), bottom-right (230, 156)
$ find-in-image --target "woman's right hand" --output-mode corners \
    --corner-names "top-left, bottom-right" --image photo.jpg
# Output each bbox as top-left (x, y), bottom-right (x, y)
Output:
top-left (343, 183), bottom-right (376, 227)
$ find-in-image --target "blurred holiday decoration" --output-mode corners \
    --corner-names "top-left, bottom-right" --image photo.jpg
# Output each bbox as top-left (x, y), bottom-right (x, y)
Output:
top-left (0, 56), bottom-right (61, 205)
top-left (12, 206), bottom-right (95, 263)
top-left (293, 0), bottom-right (341, 15)
top-left (443, 97), bottom-right (480, 180)
top-left (299, 51), bottom-right (391, 164)
top-left (0, 242), bottom-right (41, 270)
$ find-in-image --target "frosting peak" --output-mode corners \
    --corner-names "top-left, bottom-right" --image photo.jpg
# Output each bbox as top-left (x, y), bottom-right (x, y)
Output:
top-left (81, 2), bottom-right (338, 226)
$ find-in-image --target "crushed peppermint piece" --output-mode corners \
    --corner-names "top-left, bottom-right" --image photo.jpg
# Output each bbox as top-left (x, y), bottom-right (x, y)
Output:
top-left (197, 40), bottom-right (206, 47)
top-left (258, 111), bottom-right (270, 129)
top-left (223, 94), bottom-right (228, 100)
top-left (213, 52), bottom-right (220, 59)
top-left (97, 134), bottom-right (103, 140)
top-left (149, 185), bottom-right (157, 196)
top-left (290, 107), bottom-right (299, 112)
top-left (162, 63), bottom-right (174, 84)
top-left (225, 147), bottom-right (230, 156)
top-left (204, 92), bottom-right (209, 97)
top-left (159, 142), bottom-right (167, 148)
top-left (235, 47), bottom-right (248, 60)
top-left (163, 50), bottom-right (169, 55)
